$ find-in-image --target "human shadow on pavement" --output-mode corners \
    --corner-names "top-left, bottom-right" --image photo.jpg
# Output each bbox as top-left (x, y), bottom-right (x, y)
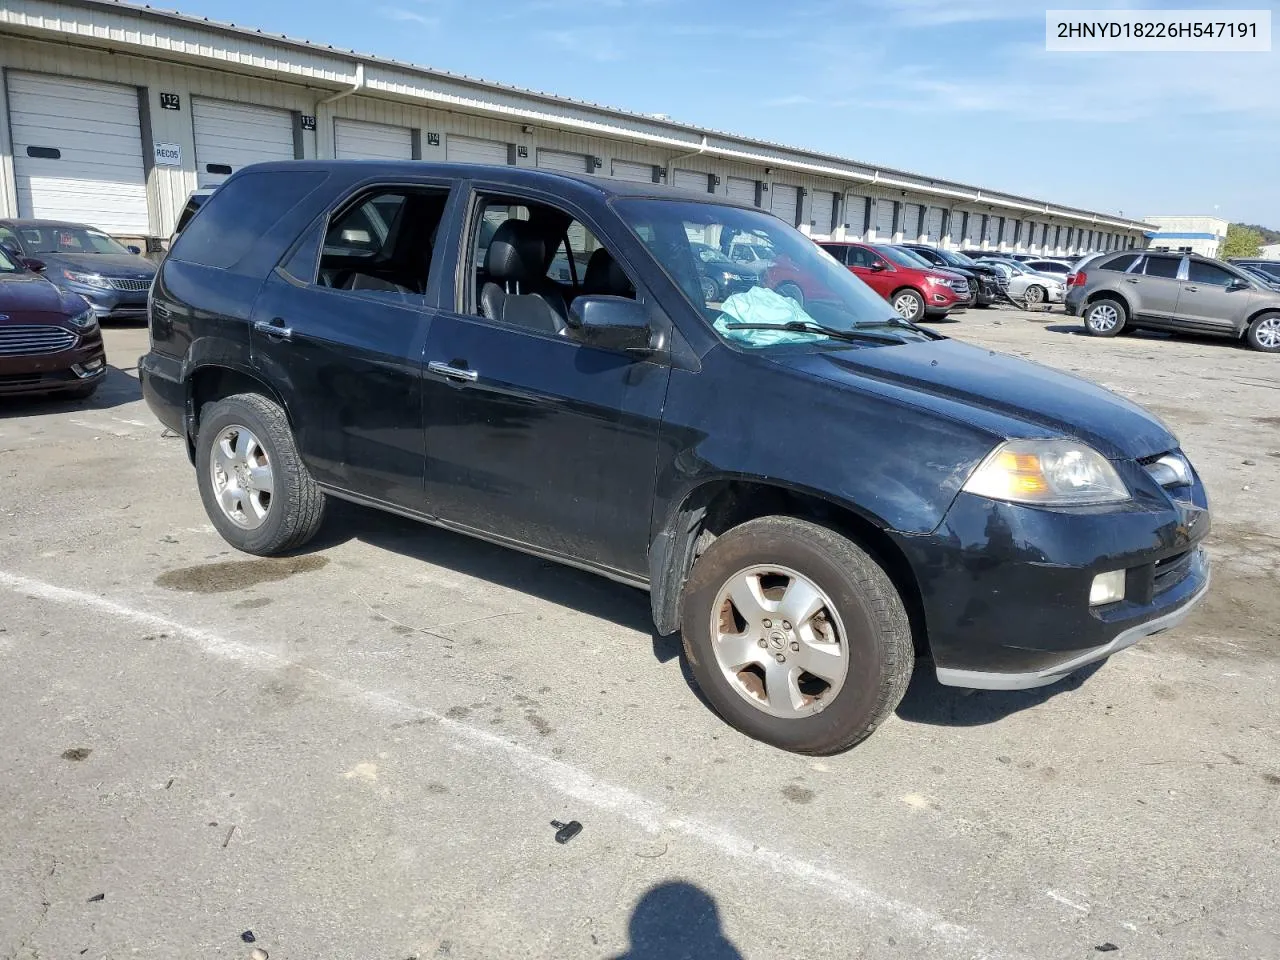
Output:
top-left (609, 881), bottom-right (744, 960)
top-left (896, 659), bottom-right (1104, 726)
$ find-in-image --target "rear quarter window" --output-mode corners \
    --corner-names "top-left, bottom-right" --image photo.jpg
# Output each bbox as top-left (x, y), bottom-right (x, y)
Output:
top-left (1098, 254), bottom-right (1138, 273)
top-left (170, 171), bottom-right (328, 270)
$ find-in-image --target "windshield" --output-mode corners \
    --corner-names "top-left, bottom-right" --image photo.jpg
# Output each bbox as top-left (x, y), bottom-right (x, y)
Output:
top-left (692, 243), bottom-right (732, 265)
top-left (986, 258), bottom-right (1028, 274)
top-left (18, 225), bottom-right (132, 256)
top-left (877, 245), bottom-right (932, 269)
top-left (614, 198), bottom-right (924, 348)
top-left (945, 250), bottom-right (977, 266)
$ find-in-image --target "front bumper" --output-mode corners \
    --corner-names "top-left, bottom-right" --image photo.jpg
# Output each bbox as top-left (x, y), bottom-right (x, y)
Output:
top-left (0, 332), bottom-right (106, 395)
top-left (55, 280), bottom-right (149, 321)
top-left (894, 473), bottom-right (1211, 689)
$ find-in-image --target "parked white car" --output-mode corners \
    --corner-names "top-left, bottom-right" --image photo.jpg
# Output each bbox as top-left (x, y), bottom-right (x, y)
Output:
top-left (977, 258), bottom-right (1066, 305)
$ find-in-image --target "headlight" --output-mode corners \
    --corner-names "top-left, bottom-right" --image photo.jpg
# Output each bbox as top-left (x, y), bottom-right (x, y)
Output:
top-left (963, 439), bottom-right (1130, 505)
top-left (67, 308), bottom-right (97, 331)
top-left (925, 275), bottom-right (949, 285)
top-left (63, 270), bottom-right (112, 289)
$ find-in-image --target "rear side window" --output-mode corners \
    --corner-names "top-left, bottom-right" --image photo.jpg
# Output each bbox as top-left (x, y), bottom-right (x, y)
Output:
top-left (1098, 253), bottom-right (1138, 273)
top-left (171, 171), bottom-right (327, 269)
top-left (819, 244), bottom-right (848, 264)
top-left (1142, 255), bottom-right (1181, 279)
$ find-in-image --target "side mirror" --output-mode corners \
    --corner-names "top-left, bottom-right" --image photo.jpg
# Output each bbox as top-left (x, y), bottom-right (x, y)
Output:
top-left (127, 245), bottom-right (142, 255)
top-left (869, 261), bottom-right (886, 272)
top-left (1226, 278), bottom-right (1250, 291)
top-left (567, 296), bottom-right (661, 355)
top-left (23, 257), bottom-right (46, 273)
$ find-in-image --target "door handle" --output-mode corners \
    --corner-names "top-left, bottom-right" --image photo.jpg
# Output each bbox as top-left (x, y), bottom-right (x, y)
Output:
top-left (253, 318), bottom-right (292, 340)
top-left (1123, 278), bottom-right (1140, 284)
top-left (427, 360), bottom-right (478, 382)
top-left (1183, 285), bottom-right (1198, 292)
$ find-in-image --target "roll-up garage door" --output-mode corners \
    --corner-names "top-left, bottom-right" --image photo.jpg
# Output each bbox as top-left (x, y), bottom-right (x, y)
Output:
top-left (873, 200), bottom-right (895, 239)
top-left (983, 216), bottom-right (999, 245)
top-left (334, 119), bottom-right (413, 161)
top-left (446, 135), bottom-right (509, 165)
top-left (612, 159), bottom-right (657, 183)
top-left (1006, 219), bottom-right (1020, 248)
top-left (924, 207), bottom-right (944, 243)
top-left (7, 73), bottom-right (149, 235)
top-left (672, 168), bottom-right (709, 193)
top-left (845, 195), bottom-right (870, 236)
top-left (809, 191), bottom-right (834, 234)
top-left (726, 176), bottom-right (756, 206)
top-left (901, 203), bottom-right (923, 241)
top-left (770, 184), bottom-right (799, 226)
top-left (537, 148), bottom-right (590, 174)
top-left (963, 213), bottom-right (980, 246)
top-left (192, 98), bottom-right (294, 188)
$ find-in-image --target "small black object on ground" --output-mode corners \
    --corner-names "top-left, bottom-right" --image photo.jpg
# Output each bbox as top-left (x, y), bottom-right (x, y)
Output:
top-left (86, 893), bottom-right (105, 903)
top-left (1095, 944), bottom-right (1119, 953)
top-left (241, 930), bottom-right (256, 943)
top-left (550, 819), bottom-right (582, 844)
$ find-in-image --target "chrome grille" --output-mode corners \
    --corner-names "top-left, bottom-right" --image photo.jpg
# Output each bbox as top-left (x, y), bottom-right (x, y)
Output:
top-left (0, 324), bottom-right (77, 356)
top-left (107, 277), bottom-right (151, 292)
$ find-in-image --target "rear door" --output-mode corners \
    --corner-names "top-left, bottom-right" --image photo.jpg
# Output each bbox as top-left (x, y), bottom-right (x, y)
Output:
top-left (249, 180), bottom-right (456, 507)
top-left (419, 186), bottom-right (671, 575)
top-left (1130, 254), bottom-right (1185, 320)
top-left (1176, 260), bottom-right (1256, 332)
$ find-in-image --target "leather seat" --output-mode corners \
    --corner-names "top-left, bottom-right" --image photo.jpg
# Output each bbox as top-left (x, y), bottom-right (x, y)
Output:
top-left (479, 220), bottom-right (568, 334)
top-left (582, 248), bottom-right (635, 298)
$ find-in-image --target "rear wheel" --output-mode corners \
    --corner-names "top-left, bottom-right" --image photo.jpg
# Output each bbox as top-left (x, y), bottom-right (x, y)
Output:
top-left (891, 288), bottom-right (924, 322)
top-left (680, 516), bottom-right (913, 754)
top-left (1246, 312), bottom-right (1280, 352)
top-left (1084, 298), bottom-right (1126, 337)
top-left (195, 393), bottom-right (325, 555)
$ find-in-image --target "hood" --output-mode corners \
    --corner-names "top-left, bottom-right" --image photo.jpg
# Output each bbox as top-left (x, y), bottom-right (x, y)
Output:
top-left (0, 272), bottom-right (84, 316)
top-left (930, 268), bottom-right (969, 282)
top-left (38, 252), bottom-right (156, 277)
top-left (771, 338), bottom-right (1177, 461)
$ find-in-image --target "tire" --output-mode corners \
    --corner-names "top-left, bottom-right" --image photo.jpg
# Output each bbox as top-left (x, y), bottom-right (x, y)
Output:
top-left (1245, 312), bottom-right (1280, 352)
top-left (1083, 297), bottom-right (1126, 337)
top-left (699, 276), bottom-right (718, 303)
top-left (680, 516), bottom-right (913, 755)
top-left (890, 288), bottom-right (924, 322)
top-left (195, 392), bottom-right (325, 555)
top-left (777, 282), bottom-right (805, 307)
top-left (1024, 284), bottom-right (1046, 307)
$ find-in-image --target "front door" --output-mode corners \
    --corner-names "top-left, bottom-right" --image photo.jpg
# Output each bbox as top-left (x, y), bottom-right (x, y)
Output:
top-left (848, 245), bottom-right (895, 298)
top-left (1175, 259), bottom-right (1256, 332)
top-left (420, 190), bottom-right (670, 576)
top-left (250, 183), bottom-right (453, 508)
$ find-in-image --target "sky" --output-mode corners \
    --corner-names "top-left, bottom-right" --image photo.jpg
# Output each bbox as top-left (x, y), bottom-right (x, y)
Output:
top-left (169, 0), bottom-right (1279, 225)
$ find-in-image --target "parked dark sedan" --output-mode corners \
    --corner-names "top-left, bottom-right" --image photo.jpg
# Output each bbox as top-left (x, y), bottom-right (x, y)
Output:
top-left (900, 244), bottom-right (999, 306)
top-left (0, 245), bottom-right (105, 398)
top-left (690, 242), bottom-right (754, 301)
top-left (0, 219), bottom-right (155, 322)
top-left (141, 161), bottom-right (1210, 754)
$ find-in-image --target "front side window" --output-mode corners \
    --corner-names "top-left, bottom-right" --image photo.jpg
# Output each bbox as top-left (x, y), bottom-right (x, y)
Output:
top-left (613, 198), bottom-right (928, 349)
top-left (1186, 261), bottom-right (1235, 286)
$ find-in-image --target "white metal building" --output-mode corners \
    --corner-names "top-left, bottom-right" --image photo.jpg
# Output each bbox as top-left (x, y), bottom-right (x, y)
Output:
top-left (1142, 216), bottom-right (1229, 258)
top-left (0, 0), bottom-right (1149, 255)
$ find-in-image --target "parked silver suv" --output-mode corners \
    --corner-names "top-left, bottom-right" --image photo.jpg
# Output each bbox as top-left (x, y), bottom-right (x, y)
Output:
top-left (1065, 251), bottom-right (1280, 352)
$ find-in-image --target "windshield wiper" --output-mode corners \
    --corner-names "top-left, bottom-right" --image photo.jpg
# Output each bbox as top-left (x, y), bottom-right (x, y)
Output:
top-left (723, 321), bottom-right (904, 345)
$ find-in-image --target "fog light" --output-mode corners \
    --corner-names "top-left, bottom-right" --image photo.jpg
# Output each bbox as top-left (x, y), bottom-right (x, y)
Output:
top-left (1089, 570), bottom-right (1126, 606)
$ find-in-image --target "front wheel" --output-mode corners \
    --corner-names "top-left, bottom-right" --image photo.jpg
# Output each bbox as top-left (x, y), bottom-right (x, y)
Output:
top-left (1084, 298), bottom-right (1126, 337)
top-left (680, 516), bottom-right (913, 754)
top-left (1024, 284), bottom-right (1046, 307)
top-left (699, 276), bottom-right (718, 303)
top-left (195, 393), bottom-right (326, 555)
top-left (891, 288), bottom-right (924, 322)
top-left (1246, 312), bottom-right (1280, 352)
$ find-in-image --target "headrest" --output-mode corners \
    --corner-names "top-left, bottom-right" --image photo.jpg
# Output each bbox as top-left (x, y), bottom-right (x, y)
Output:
top-left (583, 248), bottom-right (634, 297)
top-left (484, 218), bottom-right (546, 282)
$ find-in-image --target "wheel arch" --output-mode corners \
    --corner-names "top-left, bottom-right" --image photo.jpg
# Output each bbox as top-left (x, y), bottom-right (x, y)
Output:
top-left (186, 364), bottom-right (292, 460)
top-left (648, 477), bottom-right (928, 657)
top-left (1243, 307), bottom-right (1280, 338)
top-left (1084, 289), bottom-right (1131, 314)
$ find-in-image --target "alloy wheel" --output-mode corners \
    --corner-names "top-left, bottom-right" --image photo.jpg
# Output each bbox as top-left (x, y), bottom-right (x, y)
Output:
top-left (209, 424), bottom-right (274, 530)
top-left (1088, 303), bottom-right (1120, 332)
top-left (1256, 316), bottom-right (1280, 349)
top-left (710, 564), bottom-right (849, 718)
top-left (893, 292), bottom-right (921, 320)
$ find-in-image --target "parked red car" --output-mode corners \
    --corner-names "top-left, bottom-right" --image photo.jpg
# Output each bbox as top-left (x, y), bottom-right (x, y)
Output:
top-left (0, 247), bottom-right (105, 399)
top-left (820, 242), bottom-right (971, 321)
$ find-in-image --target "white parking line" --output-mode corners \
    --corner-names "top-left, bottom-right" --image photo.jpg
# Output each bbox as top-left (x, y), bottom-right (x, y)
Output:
top-left (0, 568), bottom-right (1007, 958)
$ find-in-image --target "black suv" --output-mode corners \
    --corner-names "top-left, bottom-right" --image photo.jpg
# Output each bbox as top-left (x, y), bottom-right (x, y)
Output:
top-left (899, 244), bottom-right (999, 306)
top-left (140, 162), bottom-right (1211, 754)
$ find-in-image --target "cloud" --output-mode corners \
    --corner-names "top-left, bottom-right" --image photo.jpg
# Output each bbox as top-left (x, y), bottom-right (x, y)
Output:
top-left (378, 6), bottom-right (440, 28)
top-left (536, 28), bottom-right (623, 62)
